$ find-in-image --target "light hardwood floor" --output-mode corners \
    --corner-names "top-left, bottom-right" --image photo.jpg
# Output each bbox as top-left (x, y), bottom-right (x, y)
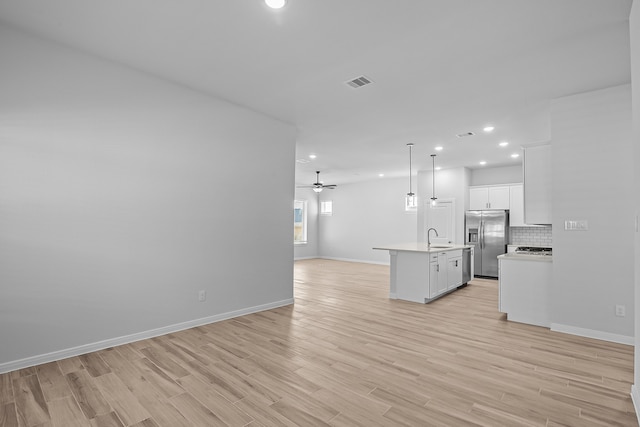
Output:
top-left (1, 259), bottom-right (637, 426)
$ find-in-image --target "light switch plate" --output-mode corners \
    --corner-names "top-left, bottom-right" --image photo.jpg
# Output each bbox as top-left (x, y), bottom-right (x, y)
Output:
top-left (564, 220), bottom-right (588, 231)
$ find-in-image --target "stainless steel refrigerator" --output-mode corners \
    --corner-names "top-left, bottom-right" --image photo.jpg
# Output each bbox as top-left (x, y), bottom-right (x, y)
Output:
top-left (464, 210), bottom-right (509, 278)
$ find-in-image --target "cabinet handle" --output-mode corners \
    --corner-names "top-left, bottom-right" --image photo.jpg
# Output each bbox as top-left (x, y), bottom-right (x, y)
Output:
top-left (455, 260), bottom-right (458, 267)
top-left (437, 264), bottom-right (440, 272)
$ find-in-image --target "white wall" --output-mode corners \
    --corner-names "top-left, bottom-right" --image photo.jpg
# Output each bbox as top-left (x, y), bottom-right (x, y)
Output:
top-left (417, 167), bottom-right (471, 245)
top-left (294, 188), bottom-right (319, 259)
top-left (470, 165), bottom-right (522, 186)
top-left (0, 25), bottom-right (296, 371)
top-left (630, 0), bottom-right (640, 406)
top-left (318, 177), bottom-right (417, 264)
top-left (550, 84), bottom-right (634, 342)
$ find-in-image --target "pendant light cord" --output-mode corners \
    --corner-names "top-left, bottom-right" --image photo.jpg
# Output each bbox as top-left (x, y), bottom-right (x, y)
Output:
top-left (431, 154), bottom-right (437, 202)
top-left (407, 143), bottom-right (414, 196)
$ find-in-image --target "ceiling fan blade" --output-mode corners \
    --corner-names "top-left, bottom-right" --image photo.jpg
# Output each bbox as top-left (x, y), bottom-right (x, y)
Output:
top-left (303, 171), bottom-right (338, 190)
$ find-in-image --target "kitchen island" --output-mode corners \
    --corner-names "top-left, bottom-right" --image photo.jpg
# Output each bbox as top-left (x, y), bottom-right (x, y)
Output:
top-left (373, 244), bottom-right (473, 303)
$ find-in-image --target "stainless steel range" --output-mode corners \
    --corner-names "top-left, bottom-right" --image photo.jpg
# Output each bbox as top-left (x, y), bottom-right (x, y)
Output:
top-left (514, 246), bottom-right (552, 256)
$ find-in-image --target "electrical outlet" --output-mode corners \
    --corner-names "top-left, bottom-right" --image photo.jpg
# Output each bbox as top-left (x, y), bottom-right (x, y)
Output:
top-left (198, 290), bottom-right (206, 302)
top-left (615, 305), bottom-right (625, 317)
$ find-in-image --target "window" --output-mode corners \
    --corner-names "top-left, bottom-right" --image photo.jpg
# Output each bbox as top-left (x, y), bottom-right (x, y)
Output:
top-left (294, 200), bottom-right (307, 244)
top-left (320, 200), bottom-right (333, 216)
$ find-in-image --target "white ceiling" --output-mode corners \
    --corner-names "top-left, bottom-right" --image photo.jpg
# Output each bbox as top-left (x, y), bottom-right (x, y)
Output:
top-left (0, 0), bottom-right (632, 186)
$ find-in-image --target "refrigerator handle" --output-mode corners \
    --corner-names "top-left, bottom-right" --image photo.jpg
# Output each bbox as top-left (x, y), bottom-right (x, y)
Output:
top-left (480, 220), bottom-right (484, 249)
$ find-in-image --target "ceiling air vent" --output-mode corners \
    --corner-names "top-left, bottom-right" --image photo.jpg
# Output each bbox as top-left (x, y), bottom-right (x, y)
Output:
top-left (456, 132), bottom-right (476, 138)
top-left (345, 75), bottom-right (373, 89)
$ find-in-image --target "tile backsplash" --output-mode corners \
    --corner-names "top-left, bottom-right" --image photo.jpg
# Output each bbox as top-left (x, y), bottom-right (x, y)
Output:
top-left (510, 226), bottom-right (552, 247)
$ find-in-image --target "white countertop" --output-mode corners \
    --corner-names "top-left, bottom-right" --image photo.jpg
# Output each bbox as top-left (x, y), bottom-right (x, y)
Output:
top-left (373, 243), bottom-right (471, 253)
top-left (498, 253), bottom-right (553, 262)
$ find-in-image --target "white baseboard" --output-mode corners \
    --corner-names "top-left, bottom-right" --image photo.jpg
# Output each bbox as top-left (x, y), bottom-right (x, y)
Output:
top-left (293, 256), bottom-right (318, 260)
top-left (550, 323), bottom-right (634, 345)
top-left (318, 256), bottom-right (390, 266)
top-left (0, 298), bottom-right (294, 374)
top-left (631, 385), bottom-right (640, 426)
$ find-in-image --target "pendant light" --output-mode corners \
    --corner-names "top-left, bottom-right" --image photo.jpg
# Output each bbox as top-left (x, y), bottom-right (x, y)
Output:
top-left (430, 154), bottom-right (438, 206)
top-left (405, 143), bottom-right (417, 210)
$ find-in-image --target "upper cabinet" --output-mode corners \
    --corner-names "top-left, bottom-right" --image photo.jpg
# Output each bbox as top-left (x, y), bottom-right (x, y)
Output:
top-left (468, 183), bottom-right (545, 227)
top-left (523, 144), bottom-right (552, 225)
top-left (508, 184), bottom-right (525, 227)
top-left (469, 185), bottom-right (510, 210)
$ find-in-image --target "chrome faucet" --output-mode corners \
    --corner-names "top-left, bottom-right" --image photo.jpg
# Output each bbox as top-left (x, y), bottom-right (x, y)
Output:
top-left (427, 228), bottom-right (439, 247)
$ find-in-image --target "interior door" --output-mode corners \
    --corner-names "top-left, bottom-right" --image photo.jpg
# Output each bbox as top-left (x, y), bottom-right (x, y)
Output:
top-left (425, 199), bottom-right (455, 244)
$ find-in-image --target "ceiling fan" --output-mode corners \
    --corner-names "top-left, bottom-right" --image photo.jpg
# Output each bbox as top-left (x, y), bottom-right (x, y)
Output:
top-left (298, 171), bottom-right (337, 193)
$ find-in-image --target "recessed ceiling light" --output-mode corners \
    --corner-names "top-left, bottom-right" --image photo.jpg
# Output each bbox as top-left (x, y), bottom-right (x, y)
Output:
top-left (379, 173), bottom-right (385, 177)
top-left (511, 153), bottom-right (520, 158)
top-left (308, 154), bottom-right (317, 159)
top-left (435, 166), bottom-right (442, 171)
top-left (435, 146), bottom-right (444, 151)
top-left (483, 126), bottom-right (495, 133)
top-left (479, 161), bottom-right (487, 166)
top-left (265, 0), bottom-right (286, 8)
top-left (499, 141), bottom-right (509, 147)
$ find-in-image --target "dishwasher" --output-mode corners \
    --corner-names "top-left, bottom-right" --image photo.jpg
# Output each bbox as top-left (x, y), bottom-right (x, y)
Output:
top-left (461, 247), bottom-right (472, 286)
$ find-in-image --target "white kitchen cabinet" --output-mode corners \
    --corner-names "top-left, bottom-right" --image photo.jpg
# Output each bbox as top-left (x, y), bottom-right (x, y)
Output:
top-left (429, 254), bottom-right (446, 298)
top-left (375, 245), bottom-right (467, 303)
top-left (469, 188), bottom-right (486, 210)
top-left (509, 184), bottom-right (525, 227)
top-left (469, 186), bottom-right (510, 210)
top-left (429, 250), bottom-right (462, 298)
top-left (509, 183), bottom-right (546, 227)
top-left (523, 144), bottom-right (552, 224)
top-left (447, 254), bottom-right (463, 290)
top-left (498, 254), bottom-right (551, 327)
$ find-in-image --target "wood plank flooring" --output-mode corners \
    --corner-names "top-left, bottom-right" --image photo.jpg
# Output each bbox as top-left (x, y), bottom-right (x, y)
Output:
top-left (0, 258), bottom-right (637, 426)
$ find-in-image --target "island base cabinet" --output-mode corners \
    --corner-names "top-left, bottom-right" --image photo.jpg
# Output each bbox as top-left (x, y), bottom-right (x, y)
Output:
top-left (447, 255), bottom-right (463, 289)
top-left (394, 251), bottom-right (431, 303)
top-left (429, 252), bottom-right (448, 298)
top-left (382, 247), bottom-right (468, 304)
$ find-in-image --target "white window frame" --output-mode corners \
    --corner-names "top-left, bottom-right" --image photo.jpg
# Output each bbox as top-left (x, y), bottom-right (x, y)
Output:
top-left (320, 200), bottom-right (333, 216)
